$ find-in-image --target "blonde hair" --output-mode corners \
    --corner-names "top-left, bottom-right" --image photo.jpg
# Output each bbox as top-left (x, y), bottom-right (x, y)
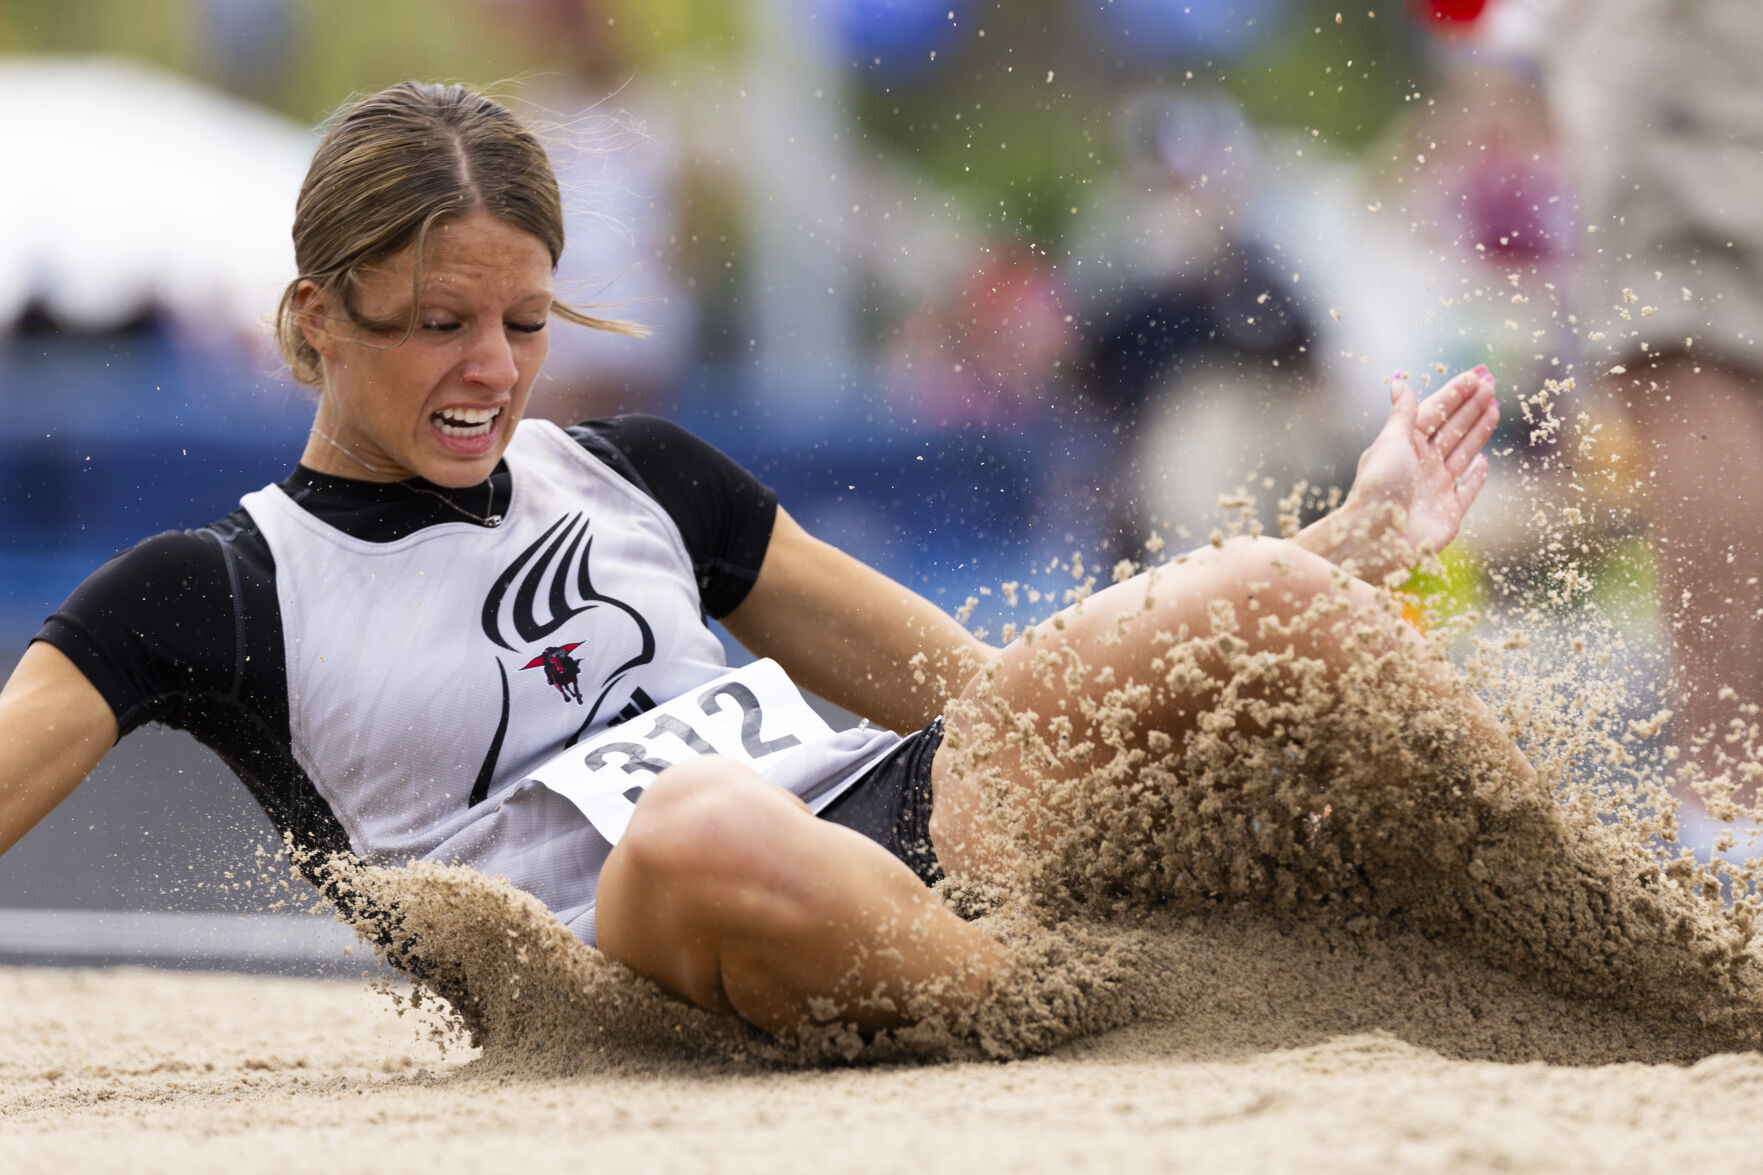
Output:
top-left (274, 81), bottom-right (644, 386)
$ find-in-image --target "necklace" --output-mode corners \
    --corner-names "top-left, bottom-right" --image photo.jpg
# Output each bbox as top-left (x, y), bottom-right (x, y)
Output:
top-left (308, 424), bottom-right (503, 528)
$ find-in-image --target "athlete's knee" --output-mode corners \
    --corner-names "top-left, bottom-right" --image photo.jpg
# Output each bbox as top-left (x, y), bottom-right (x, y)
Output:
top-left (1216, 533), bottom-right (1326, 581)
top-left (616, 758), bottom-right (821, 930)
top-left (622, 759), bottom-right (758, 867)
top-left (1192, 535), bottom-right (1341, 615)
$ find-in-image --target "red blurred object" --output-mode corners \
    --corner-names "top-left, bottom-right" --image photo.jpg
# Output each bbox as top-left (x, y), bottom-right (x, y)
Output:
top-left (1412, 0), bottom-right (1489, 22)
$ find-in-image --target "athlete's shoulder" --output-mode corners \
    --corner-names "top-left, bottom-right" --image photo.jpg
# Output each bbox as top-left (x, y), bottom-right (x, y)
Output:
top-left (81, 523), bottom-right (231, 589)
top-left (57, 509), bottom-right (267, 628)
top-left (574, 413), bottom-right (704, 447)
top-left (559, 415), bottom-right (775, 620)
top-left (39, 516), bottom-right (258, 725)
top-left (564, 414), bottom-right (723, 472)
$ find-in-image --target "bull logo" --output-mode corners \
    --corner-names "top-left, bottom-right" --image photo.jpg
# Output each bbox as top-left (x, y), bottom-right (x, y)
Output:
top-left (523, 642), bottom-right (586, 704)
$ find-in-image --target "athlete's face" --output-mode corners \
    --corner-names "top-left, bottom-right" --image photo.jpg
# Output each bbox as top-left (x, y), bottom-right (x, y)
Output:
top-left (298, 212), bottom-right (554, 487)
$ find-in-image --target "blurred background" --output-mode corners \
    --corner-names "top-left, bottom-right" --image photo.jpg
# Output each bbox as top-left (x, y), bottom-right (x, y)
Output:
top-left (0, 0), bottom-right (1644, 967)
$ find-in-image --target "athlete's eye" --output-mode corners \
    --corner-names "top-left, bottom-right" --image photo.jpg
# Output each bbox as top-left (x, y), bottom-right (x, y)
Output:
top-left (508, 321), bottom-right (547, 335)
top-left (347, 311), bottom-right (411, 335)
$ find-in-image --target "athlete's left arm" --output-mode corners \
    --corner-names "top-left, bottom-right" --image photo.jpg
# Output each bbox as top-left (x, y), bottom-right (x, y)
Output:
top-left (722, 508), bottom-right (999, 734)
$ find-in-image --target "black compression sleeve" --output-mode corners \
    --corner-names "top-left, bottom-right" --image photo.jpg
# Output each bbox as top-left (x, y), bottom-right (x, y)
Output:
top-left (568, 416), bottom-right (778, 619)
top-left (35, 531), bottom-right (241, 736)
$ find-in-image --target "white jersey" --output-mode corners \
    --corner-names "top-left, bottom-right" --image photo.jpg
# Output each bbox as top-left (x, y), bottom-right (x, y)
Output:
top-left (239, 419), bottom-right (898, 942)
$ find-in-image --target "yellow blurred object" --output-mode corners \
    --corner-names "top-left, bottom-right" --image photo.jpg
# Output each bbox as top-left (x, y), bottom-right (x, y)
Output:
top-left (1396, 541), bottom-right (1489, 632)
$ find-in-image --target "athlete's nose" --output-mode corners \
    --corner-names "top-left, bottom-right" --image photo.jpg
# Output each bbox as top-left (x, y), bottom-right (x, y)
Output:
top-left (462, 323), bottom-right (518, 393)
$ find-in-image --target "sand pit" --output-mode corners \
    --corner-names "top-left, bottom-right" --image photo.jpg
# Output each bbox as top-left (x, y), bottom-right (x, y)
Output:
top-left (7, 955), bottom-right (1763, 1174)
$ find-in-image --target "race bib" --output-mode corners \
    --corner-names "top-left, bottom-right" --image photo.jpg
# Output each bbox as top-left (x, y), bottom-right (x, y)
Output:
top-left (526, 658), bottom-right (837, 844)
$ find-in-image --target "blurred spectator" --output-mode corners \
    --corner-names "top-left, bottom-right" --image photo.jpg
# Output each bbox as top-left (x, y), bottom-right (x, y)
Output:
top-left (478, 0), bottom-right (696, 421)
top-left (1065, 89), bottom-right (1352, 556)
top-left (1411, 0), bottom-right (1494, 24)
top-left (1537, 0), bottom-right (1763, 800)
top-left (827, 0), bottom-right (968, 77)
top-left (883, 237), bottom-right (1076, 431)
top-left (1082, 0), bottom-right (1295, 64)
top-left (198, 0), bottom-right (297, 104)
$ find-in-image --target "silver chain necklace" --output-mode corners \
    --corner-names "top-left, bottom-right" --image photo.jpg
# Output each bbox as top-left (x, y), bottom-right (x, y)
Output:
top-left (308, 424), bottom-right (503, 528)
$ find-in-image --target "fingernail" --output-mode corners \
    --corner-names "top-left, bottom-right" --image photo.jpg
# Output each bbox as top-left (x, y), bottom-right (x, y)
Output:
top-left (1473, 364), bottom-right (1491, 378)
top-left (1390, 369), bottom-right (1407, 383)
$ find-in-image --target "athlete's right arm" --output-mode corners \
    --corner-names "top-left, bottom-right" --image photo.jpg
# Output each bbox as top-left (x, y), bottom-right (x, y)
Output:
top-left (0, 642), bottom-right (118, 857)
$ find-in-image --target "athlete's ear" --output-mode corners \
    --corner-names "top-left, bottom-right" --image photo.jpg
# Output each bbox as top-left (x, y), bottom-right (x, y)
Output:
top-left (294, 280), bottom-right (339, 361)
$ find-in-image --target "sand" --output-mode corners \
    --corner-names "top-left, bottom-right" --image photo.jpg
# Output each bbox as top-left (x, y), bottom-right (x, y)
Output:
top-left (7, 957), bottom-right (1763, 1174)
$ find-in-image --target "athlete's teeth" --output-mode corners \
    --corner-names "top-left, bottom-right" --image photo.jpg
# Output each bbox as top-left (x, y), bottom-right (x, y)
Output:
top-left (434, 407), bottom-right (499, 436)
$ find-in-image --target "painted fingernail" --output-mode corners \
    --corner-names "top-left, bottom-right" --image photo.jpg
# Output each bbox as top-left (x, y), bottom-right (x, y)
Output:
top-left (1473, 364), bottom-right (1491, 378)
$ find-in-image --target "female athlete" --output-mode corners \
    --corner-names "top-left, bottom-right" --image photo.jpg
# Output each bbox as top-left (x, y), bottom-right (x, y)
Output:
top-left (0, 83), bottom-right (1515, 1038)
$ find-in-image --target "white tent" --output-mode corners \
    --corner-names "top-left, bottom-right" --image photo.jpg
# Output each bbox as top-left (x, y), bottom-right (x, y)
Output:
top-left (0, 56), bottom-right (311, 334)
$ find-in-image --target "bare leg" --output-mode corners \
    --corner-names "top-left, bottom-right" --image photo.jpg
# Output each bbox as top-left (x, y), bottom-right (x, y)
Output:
top-left (1616, 355), bottom-right (1763, 801)
top-left (600, 539), bottom-right (1533, 1034)
top-left (595, 756), bottom-right (1006, 1036)
top-left (929, 536), bottom-right (1536, 884)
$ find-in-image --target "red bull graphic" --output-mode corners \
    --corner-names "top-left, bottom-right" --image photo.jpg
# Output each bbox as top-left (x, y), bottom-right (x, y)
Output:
top-left (522, 642), bottom-right (586, 704)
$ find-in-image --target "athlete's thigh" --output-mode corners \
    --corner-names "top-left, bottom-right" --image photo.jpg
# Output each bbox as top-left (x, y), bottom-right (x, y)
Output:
top-left (927, 536), bottom-right (1376, 879)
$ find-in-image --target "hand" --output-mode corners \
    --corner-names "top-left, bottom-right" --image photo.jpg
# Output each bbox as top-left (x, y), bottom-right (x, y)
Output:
top-left (1296, 366), bottom-right (1500, 584)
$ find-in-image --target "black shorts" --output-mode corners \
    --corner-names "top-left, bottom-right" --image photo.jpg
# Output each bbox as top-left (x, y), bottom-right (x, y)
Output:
top-left (818, 717), bottom-right (944, 887)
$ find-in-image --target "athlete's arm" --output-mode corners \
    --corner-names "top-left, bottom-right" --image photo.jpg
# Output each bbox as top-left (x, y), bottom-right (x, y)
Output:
top-left (0, 642), bottom-right (117, 857)
top-left (722, 508), bottom-right (999, 734)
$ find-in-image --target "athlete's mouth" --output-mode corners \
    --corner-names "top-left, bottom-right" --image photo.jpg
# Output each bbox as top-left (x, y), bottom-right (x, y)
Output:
top-left (432, 406), bottom-right (500, 437)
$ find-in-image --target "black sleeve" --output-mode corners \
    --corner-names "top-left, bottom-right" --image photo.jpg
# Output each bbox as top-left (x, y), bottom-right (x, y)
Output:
top-left (566, 415), bottom-right (778, 619)
top-left (34, 530), bottom-right (243, 737)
